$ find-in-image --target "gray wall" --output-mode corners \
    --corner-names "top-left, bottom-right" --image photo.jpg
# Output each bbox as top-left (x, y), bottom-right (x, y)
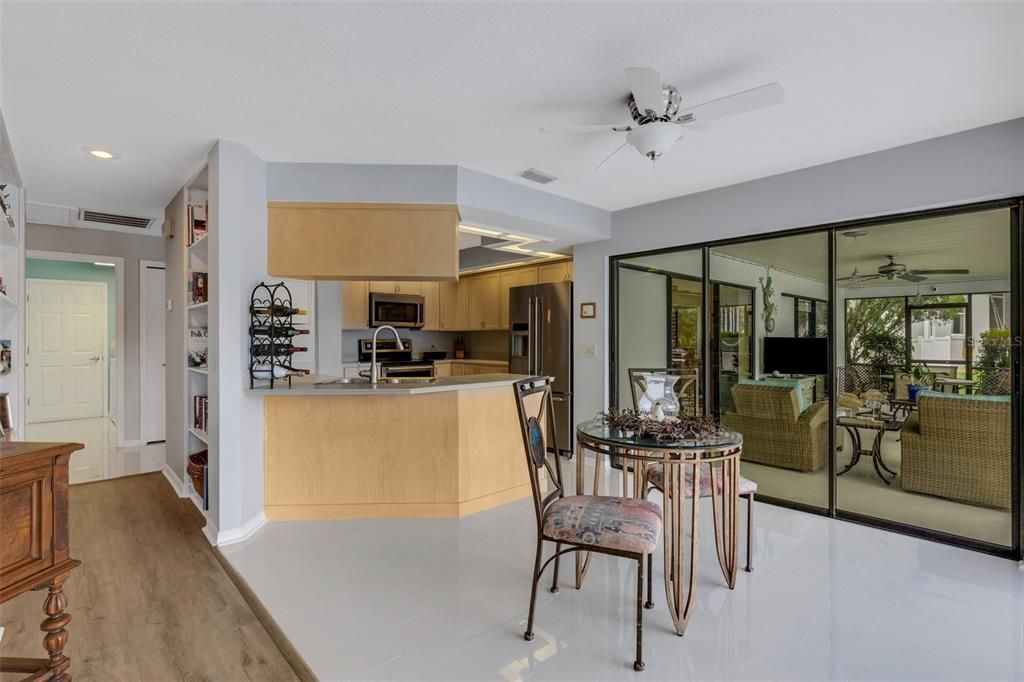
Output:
top-left (27, 222), bottom-right (165, 443)
top-left (573, 117), bottom-right (1024, 423)
top-left (163, 188), bottom-right (186, 481)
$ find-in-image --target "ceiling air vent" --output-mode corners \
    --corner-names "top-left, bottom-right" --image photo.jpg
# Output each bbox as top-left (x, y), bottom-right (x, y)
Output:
top-left (517, 168), bottom-right (557, 185)
top-left (78, 209), bottom-right (153, 230)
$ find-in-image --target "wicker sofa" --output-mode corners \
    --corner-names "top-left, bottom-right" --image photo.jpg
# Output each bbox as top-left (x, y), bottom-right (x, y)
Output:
top-left (900, 391), bottom-right (1011, 509)
top-left (721, 382), bottom-right (830, 472)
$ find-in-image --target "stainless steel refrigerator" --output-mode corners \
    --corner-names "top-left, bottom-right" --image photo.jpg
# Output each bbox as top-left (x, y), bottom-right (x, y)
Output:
top-left (509, 281), bottom-right (573, 456)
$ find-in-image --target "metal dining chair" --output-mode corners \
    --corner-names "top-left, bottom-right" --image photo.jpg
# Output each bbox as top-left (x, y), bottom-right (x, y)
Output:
top-left (628, 368), bottom-right (758, 573)
top-left (514, 376), bottom-right (662, 672)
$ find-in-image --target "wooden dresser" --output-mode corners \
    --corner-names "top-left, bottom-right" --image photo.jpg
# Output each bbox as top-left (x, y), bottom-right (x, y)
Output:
top-left (0, 441), bottom-right (83, 682)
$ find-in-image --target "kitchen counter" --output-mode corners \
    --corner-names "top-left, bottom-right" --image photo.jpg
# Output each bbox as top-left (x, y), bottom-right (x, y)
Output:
top-left (248, 373), bottom-right (523, 396)
top-left (259, 373), bottom-right (539, 521)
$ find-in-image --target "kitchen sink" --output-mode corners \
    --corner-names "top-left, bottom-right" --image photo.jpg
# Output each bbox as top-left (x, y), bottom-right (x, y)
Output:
top-left (313, 376), bottom-right (437, 388)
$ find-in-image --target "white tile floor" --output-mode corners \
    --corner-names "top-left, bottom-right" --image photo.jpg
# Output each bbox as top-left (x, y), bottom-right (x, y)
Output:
top-left (223, 463), bottom-right (1024, 682)
top-left (26, 417), bottom-right (165, 484)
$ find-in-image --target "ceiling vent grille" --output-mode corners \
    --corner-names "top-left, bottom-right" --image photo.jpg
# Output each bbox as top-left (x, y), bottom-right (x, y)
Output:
top-left (517, 168), bottom-right (558, 185)
top-left (78, 209), bottom-right (153, 229)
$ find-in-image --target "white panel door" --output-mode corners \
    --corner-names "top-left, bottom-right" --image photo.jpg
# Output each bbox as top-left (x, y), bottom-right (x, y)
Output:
top-left (140, 264), bottom-right (166, 443)
top-left (27, 280), bottom-right (106, 423)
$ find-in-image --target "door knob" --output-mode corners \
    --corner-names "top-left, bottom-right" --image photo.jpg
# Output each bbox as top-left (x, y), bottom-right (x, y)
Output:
top-left (89, 356), bottom-right (101, 362)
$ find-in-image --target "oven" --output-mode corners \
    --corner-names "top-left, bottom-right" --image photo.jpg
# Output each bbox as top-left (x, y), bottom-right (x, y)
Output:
top-left (381, 362), bottom-right (435, 379)
top-left (369, 293), bottom-right (425, 328)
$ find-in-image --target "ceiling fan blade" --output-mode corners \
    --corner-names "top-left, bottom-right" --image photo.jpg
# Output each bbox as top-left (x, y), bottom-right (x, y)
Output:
top-left (539, 124), bottom-right (632, 135)
top-left (624, 67), bottom-right (665, 116)
top-left (837, 274), bottom-right (880, 283)
top-left (898, 274), bottom-right (928, 283)
top-left (908, 269), bottom-right (971, 275)
top-left (594, 142), bottom-right (629, 170)
top-left (679, 82), bottom-right (784, 124)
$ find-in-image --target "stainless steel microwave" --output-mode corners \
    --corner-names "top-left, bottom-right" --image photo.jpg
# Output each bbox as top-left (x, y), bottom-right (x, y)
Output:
top-left (369, 292), bottom-right (425, 328)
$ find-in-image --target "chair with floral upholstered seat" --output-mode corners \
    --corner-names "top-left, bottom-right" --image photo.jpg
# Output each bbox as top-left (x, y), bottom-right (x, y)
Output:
top-left (514, 376), bottom-right (662, 672)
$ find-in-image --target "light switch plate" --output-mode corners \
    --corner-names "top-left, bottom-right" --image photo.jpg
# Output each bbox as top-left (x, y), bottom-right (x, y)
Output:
top-left (167, 298), bottom-right (173, 311)
top-left (581, 344), bottom-right (597, 359)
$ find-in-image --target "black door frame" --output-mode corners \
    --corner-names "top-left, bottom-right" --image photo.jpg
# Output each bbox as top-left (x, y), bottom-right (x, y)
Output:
top-left (608, 196), bottom-right (1023, 560)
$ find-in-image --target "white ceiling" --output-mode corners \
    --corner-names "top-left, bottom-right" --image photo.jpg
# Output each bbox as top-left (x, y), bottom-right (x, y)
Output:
top-left (3, 2), bottom-right (1022, 224)
top-left (713, 208), bottom-right (1012, 285)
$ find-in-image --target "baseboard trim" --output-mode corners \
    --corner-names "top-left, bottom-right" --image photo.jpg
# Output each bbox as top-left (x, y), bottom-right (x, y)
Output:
top-left (217, 512), bottom-right (269, 546)
top-left (201, 520), bottom-right (220, 547)
top-left (161, 464), bottom-right (187, 497)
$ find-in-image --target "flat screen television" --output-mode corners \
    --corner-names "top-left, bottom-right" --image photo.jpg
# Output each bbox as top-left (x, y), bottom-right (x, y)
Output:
top-left (762, 337), bottom-right (828, 376)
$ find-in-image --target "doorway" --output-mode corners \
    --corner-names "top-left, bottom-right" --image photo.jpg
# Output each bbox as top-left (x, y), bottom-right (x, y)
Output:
top-left (26, 278), bottom-right (108, 422)
top-left (140, 261), bottom-right (166, 443)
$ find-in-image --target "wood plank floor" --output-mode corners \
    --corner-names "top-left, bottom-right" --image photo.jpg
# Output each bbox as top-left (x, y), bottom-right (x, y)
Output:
top-left (0, 472), bottom-right (300, 681)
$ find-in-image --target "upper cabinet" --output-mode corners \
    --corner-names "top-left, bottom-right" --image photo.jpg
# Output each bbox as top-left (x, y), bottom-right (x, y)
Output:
top-left (267, 202), bottom-right (460, 280)
top-left (338, 260), bottom-right (571, 331)
top-left (468, 272), bottom-right (501, 330)
top-left (341, 281), bottom-right (369, 330)
top-left (538, 260), bottom-right (573, 283)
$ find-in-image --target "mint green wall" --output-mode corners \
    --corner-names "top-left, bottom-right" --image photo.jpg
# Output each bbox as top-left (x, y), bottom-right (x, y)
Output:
top-left (26, 259), bottom-right (116, 358)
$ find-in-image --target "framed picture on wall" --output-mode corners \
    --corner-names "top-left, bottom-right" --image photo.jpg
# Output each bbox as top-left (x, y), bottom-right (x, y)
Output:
top-left (580, 302), bottom-right (596, 319)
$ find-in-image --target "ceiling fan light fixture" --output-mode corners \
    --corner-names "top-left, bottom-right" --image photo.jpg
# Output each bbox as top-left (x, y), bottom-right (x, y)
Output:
top-left (626, 122), bottom-right (683, 161)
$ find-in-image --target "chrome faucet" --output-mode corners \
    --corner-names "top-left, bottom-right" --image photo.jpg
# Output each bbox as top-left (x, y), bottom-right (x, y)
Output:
top-left (369, 325), bottom-right (402, 386)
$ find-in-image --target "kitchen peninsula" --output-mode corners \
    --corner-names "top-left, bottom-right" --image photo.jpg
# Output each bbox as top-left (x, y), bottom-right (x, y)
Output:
top-left (251, 373), bottom-right (534, 520)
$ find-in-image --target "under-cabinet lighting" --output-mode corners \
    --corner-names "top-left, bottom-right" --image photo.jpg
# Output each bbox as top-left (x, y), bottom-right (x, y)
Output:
top-left (93, 261), bottom-right (116, 267)
top-left (458, 224), bottom-right (503, 237)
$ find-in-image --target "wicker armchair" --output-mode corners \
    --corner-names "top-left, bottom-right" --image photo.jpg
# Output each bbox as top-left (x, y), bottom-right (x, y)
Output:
top-left (900, 392), bottom-right (1011, 509)
top-left (721, 383), bottom-right (830, 472)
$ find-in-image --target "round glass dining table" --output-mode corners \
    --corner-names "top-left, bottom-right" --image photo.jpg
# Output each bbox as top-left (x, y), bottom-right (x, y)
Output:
top-left (575, 420), bottom-right (744, 636)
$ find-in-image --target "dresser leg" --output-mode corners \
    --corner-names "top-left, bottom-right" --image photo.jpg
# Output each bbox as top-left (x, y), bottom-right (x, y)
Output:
top-left (40, 572), bottom-right (73, 682)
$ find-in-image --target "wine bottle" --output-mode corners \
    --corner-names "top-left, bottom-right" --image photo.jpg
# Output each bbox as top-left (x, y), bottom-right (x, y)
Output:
top-left (250, 304), bottom-right (308, 316)
top-left (249, 324), bottom-right (310, 337)
top-left (251, 363), bottom-right (310, 380)
top-left (251, 343), bottom-right (308, 356)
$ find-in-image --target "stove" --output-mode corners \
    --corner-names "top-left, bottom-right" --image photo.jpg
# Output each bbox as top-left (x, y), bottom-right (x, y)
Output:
top-left (357, 338), bottom-right (435, 378)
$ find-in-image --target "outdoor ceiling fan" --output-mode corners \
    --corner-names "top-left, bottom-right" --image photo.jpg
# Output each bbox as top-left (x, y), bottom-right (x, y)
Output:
top-left (540, 67), bottom-right (785, 168)
top-left (838, 255), bottom-right (971, 286)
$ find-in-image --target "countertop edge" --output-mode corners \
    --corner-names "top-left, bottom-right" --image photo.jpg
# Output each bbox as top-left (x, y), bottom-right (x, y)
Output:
top-left (246, 373), bottom-right (529, 396)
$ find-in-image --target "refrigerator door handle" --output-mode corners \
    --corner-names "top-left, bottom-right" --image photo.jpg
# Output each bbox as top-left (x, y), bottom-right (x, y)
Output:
top-left (527, 297), bottom-right (535, 374)
top-left (533, 297), bottom-right (542, 377)
top-left (536, 297), bottom-right (545, 378)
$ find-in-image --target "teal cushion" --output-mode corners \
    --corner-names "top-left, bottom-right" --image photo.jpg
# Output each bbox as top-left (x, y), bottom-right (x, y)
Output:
top-left (739, 378), bottom-right (807, 413)
top-left (918, 390), bottom-right (1011, 403)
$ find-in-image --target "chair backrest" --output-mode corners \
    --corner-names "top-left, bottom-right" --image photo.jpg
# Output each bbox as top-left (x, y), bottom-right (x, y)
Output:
top-left (729, 383), bottom-right (800, 420)
top-left (894, 371), bottom-right (912, 400)
top-left (627, 367), bottom-right (700, 416)
top-left (513, 376), bottom-right (564, 531)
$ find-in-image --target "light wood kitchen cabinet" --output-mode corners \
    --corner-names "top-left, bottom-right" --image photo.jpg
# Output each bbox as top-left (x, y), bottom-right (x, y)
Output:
top-left (439, 280), bottom-right (469, 330)
top-left (341, 281), bottom-right (369, 329)
top-left (421, 281), bottom-right (440, 330)
top-left (538, 260), bottom-right (573, 283)
top-left (468, 272), bottom-right (501, 330)
top-left (499, 266), bottom-right (538, 329)
top-left (433, 361), bottom-right (452, 378)
top-left (369, 281), bottom-right (422, 294)
top-left (268, 202), bottom-right (459, 280)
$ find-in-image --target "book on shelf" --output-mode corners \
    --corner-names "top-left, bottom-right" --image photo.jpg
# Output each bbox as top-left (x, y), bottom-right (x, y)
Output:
top-left (193, 394), bottom-right (209, 432)
top-left (189, 272), bottom-right (208, 305)
top-left (188, 327), bottom-right (208, 368)
top-left (187, 201), bottom-right (208, 245)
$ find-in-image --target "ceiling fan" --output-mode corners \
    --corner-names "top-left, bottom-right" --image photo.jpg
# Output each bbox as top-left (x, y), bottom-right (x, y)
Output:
top-left (838, 254), bottom-right (971, 285)
top-left (540, 67), bottom-right (785, 168)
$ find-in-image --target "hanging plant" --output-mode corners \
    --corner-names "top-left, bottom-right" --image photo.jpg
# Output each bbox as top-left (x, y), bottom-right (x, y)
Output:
top-left (759, 267), bottom-right (776, 333)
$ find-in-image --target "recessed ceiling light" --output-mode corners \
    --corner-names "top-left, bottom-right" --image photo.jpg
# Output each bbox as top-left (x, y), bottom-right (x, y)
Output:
top-left (82, 147), bottom-right (121, 160)
top-left (93, 261), bottom-right (116, 267)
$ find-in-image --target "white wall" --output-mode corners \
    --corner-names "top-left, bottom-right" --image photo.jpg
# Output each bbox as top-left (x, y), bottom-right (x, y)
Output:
top-left (573, 117), bottom-right (1024, 424)
top-left (616, 268), bottom-right (668, 408)
top-left (210, 140), bottom-right (268, 542)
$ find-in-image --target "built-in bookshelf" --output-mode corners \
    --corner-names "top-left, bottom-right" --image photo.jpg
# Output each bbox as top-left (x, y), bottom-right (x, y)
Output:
top-left (184, 167), bottom-right (211, 514)
top-left (0, 112), bottom-right (25, 440)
